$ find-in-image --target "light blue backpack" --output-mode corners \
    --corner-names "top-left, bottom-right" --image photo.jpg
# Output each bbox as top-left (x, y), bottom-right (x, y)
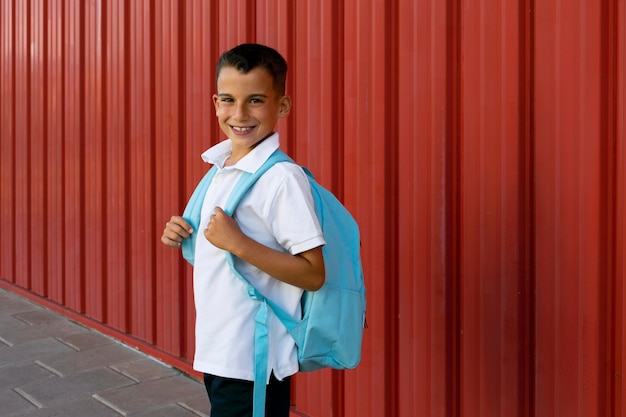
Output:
top-left (182, 149), bottom-right (366, 417)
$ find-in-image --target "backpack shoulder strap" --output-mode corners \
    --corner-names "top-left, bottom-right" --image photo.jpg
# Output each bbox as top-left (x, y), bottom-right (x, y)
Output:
top-left (222, 148), bottom-right (308, 329)
top-left (220, 148), bottom-right (306, 417)
top-left (181, 166), bottom-right (218, 265)
top-left (222, 149), bottom-right (293, 215)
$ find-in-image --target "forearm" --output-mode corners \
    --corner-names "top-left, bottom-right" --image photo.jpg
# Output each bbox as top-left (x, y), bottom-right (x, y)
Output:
top-left (231, 235), bottom-right (325, 291)
top-left (204, 207), bottom-right (325, 291)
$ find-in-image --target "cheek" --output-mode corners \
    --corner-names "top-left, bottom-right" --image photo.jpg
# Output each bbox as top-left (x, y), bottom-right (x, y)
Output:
top-left (215, 106), bottom-right (229, 119)
top-left (255, 108), bottom-right (276, 122)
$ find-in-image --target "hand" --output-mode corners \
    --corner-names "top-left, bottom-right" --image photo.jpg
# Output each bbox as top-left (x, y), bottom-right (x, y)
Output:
top-left (204, 207), bottom-right (244, 252)
top-left (161, 216), bottom-right (193, 248)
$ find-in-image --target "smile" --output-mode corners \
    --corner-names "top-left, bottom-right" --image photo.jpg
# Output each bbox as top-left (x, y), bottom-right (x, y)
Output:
top-left (231, 125), bottom-right (255, 134)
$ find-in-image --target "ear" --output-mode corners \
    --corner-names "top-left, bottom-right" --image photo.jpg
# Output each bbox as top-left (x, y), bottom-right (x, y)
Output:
top-left (212, 94), bottom-right (220, 114)
top-left (278, 95), bottom-right (292, 118)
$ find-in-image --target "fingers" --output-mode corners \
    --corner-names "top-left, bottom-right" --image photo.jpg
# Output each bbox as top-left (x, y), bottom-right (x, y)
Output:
top-left (161, 215), bottom-right (194, 248)
top-left (204, 213), bottom-right (217, 237)
top-left (207, 207), bottom-right (226, 227)
top-left (204, 207), bottom-right (242, 252)
top-left (168, 215), bottom-right (193, 233)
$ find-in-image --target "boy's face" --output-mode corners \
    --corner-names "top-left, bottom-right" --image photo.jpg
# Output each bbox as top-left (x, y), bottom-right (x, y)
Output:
top-left (213, 66), bottom-right (291, 152)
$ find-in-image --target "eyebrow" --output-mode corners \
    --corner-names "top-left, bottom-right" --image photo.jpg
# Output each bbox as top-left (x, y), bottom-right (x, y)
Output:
top-left (216, 93), bottom-right (269, 98)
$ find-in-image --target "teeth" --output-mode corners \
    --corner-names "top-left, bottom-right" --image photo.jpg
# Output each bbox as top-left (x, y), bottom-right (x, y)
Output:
top-left (232, 126), bottom-right (252, 133)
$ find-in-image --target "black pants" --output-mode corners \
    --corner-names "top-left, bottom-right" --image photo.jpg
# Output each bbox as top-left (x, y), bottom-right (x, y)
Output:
top-left (203, 373), bottom-right (291, 417)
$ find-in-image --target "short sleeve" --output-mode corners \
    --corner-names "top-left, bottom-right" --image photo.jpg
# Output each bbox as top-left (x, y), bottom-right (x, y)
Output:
top-left (234, 162), bottom-right (326, 255)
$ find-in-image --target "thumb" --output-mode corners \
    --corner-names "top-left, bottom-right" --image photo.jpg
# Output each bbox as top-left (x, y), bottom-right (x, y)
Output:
top-left (214, 206), bottom-right (227, 216)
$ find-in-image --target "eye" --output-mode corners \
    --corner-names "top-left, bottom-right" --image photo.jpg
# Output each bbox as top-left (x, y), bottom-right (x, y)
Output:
top-left (220, 97), bottom-right (234, 103)
top-left (249, 98), bottom-right (264, 104)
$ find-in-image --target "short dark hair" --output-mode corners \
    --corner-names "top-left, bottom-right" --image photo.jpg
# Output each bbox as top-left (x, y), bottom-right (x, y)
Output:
top-left (216, 43), bottom-right (288, 95)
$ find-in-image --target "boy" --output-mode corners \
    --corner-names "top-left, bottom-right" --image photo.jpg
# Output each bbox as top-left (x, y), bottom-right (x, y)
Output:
top-left (161, 43), bottom-right (326, 417)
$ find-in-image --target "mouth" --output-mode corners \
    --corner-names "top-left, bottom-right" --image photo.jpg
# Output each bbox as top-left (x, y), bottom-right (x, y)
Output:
top-left (230, 125), bottom-right (255, 135)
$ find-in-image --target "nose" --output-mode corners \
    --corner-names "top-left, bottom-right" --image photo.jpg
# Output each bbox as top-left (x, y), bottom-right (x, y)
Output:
top-left (233, 103), bottom-right (249, 121)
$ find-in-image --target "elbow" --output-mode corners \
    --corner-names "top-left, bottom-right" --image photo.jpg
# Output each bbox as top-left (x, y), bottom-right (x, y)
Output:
top-left (298, 247), bottom-right (325, 291)
top-left (307, 270), bottom-right (325, 292)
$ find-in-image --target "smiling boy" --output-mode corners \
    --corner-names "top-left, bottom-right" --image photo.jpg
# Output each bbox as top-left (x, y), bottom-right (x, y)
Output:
top-left (161, 44), bottom-right (325, 417)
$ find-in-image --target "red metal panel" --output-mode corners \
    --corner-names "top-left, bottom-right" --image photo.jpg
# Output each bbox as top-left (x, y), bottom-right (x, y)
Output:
top-left (290, 0), bottom-right (341, 183)
top-left (460, 1), bottom-right (532, 416)
top-left (129, 0), bottom-right (155, 343)
top-left (30, 0), bottom-right (46, 296)
top-left (181, 0), bottom-right (220, 362)
top-left (63, 0), bottom-right (84, 312)
top-left (46, 0), bottom-right (65, 302)
top-left (154, 0), bottom-right (183, 356)
top-left (104, 0), bottom-right (129, 332)
top-left (618, 2), bottom-right (626, 414)
top-left (534, 1), bottom-right (605, 415)
top-left (183, 0), bottom-right (219, 186)
top-left (342, 1), bottom-right (395, 417)
top-left (14, 0), bottom-right (29, 289)
top-left (0, 0), bottom-right (15, 283)
top-left (84, 0), bottom-right (105, 321)
top-left (219, 0), bottom-right (255, 51)
top-left (397, 0), bottom-right (450, 416)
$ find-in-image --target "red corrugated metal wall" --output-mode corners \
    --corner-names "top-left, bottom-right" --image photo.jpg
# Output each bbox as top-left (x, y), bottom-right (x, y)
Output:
top-left (1, 1), bottom-right (625, 416)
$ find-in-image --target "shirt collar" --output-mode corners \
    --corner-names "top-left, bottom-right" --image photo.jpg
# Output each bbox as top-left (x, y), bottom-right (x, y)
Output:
top-left (201, 132), bottom-right (281, 173)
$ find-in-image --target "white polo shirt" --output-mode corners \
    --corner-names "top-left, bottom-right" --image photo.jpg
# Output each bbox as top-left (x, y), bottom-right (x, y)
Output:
top-left (192, 133), bottom-right (325, 383)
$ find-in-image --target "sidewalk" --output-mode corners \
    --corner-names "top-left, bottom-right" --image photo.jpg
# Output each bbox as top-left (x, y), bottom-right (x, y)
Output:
top-left (0, 288), bottom-right (211, 417)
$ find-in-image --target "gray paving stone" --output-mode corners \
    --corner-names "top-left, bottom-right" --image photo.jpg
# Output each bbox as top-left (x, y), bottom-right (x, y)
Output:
top-left (0, 338), bottom-right (73, 367)
top-left (17, 367), bottom-right (135, 407)
top-left (0, 387), bottom-right (38, 416)
top-left (96, 374), bottom-right (207, 415)
top-left (37, 343), bottom-right (144, 376)
top-left (0, 314), bottom-right (29, 333)
top-left (127, 402), bottom-right (208, 417)
top-left (0, 362), bottom-right (56, 390)
top-left (57, 331), bottom-right (115, 351)
top-left (12, 310), bottom-right (65, 326)
top-left (0, 319), bottom-right (88, 345)
top-left (0, 292), bottom-right (41, 315)
top-left (0, 289), bottom-right (211, 417)
top-left (7, 397), bottom-right (122, 417)
top-left (110, 357), bottom-right (181, 382)
top-left (177, 394), bottom-right (212, 417)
